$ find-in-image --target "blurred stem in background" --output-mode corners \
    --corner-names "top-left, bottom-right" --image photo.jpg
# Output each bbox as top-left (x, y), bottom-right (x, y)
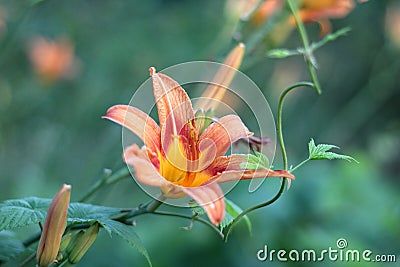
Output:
top-left (286, 0), bottom-right (321, 95)
top-left (79, 167), bottom-right (131, 202)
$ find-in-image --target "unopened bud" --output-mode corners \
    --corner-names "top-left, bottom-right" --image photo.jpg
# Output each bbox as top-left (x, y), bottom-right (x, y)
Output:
top-left (194, 43), bottom-right (245, 111)
top-left (36, 184), bottom-right (71, 267)
top-left (67, 222), bottom-right (100, 264)
top-left (59, 232), bottom-right (73, 252)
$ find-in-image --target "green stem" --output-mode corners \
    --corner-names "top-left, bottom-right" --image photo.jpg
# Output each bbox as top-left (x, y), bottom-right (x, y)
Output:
top-left (19, 252), bottom-right (36, 267)
top-left (223, 81), bottom-right (315, 242)
top-left (79, 167), bottom-right (131, 202)
top-left (232, 0), bottom-right (265, 40)
top-left (287, 0), bottom-right (322, 95)
top-left (146, 195), bottom-right (166, 212)
top-left (114, 196), bottom-right (223, 238)
top-left (290, 158), bottom-right (310, 172)
top-left (278, 82), bottom-right (314, 170)
top-left (223, 179), bottom-right (286, 242)
top-left (151, 211), bottom-right (224, 239)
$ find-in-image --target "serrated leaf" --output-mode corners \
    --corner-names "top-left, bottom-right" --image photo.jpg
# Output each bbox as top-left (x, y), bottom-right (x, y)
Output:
top-left (0, 231), bottom-right (26, 261)
top-left (308, 138), bottom-right (357, 162)
top-left (189, 200), bottom-right (205, 215)
top-left (0, 197), bottom-right (51, 231)
top-left (102, 219), bottom-right (152, 267)
top-left (219, 199), bottom-right (251, 234)
top-left (0, 198), bottom-right (151, 266)
top-left (0, 197), bottom-right (125, 232)
top-left (240, 151), bottom-right (270, 170)
top-left (67, 202), bottom-right (122, 235)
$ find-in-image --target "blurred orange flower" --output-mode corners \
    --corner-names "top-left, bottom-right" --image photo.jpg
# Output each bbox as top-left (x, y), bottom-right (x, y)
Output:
top-left (294, 0), bottom-right (355, 36)
top-left (385, 2), bottom-right (400, 48)
top-left (0, 7), bottom-right (7, 39)
top-left (28, 37), bottom-right (79, 83)
top-left (252, 0), bottom-right (284, 26)
top-left (252, 0), bottom-right (366, 36)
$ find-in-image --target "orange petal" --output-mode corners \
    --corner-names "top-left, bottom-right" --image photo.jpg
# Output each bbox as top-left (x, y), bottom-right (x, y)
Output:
top-left (296, 0), bottom-right (354, 23)
top-left (150, 67), bottom-right (195, 155)
top-left (194, 43), bottom-right (245, 111)
top-left (203, 154), bottom-right (246, 176)
top-left (209, 168), bottom-right (295, 184)
top-left (123, 144), bottom-right (164, 187)
top-left (200, 115), bottom-right (252, 158)
top-left (317, 19), bottom-right (332, 37)
top-left (103, 105), bottom-right (160, 153)
top-left (251, 0), bottom-right (284, 26)
top-left (181, 183), bottom-right (225, 225)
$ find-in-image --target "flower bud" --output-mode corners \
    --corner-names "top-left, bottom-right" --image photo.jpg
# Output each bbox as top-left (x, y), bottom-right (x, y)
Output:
top-left (59, 232), bottom-right (73, 252)
top-left (36, 184), bottom-right (71, 267)
top-left (67, 222), bottom-right (100, 264)
top-left (194, 43), bottom-right (245, 111)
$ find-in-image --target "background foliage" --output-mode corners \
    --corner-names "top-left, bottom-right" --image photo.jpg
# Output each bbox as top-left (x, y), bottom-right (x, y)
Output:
top-left (0, 0), bottom-right (399, 266)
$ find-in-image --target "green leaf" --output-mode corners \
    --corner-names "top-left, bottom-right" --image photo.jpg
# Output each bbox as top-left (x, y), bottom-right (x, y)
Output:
top-left (102, 219), bottom-right (152, 267)
top-left (308, 138), bottom-right (357, 162)
top-left (0, 231), bottom-right (26, 261)
top-left (219, 198), bottom-right (251, 234)
top-left (0, 197), bottom-right (124, 232)
top-left (0, 198), bottom-right (152, 266)
top-left (240, 151), bottom-right (270, 170)
top-left (0, 197), bottom-right (51, 231)
top-left (67, 202), bottom-right (122, 234)
top-left (189, 200), bottom-right (205, 215)
top-left (67, 204), bottom-right (151, 266)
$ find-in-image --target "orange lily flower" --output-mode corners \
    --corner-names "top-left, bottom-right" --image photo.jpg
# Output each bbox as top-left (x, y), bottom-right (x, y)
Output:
top-left (103, 67), bottom-right (294, 225)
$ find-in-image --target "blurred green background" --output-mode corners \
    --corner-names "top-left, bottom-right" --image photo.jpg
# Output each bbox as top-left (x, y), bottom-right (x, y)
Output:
top-left (0, 0), bottom-right (399, 266)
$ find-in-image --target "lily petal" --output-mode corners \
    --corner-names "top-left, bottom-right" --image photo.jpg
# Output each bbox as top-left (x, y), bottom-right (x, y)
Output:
top-left (296, 0), bottom-right (354, 22)
top-left (103, 105), bottom-right (160, 153)
top-left (202, 154), bottom-right (246, 176)
top-left (200, 115), bottom-right (252, 157)
top-left (181, 183), bottom-right (225, 225)
top-left (203, 154), bottom-right (294, 183)
top-left (150, 67), bottom-right (197, 169)
top-left (123, 144), bottom-right (164, 187)
top-left (208, 168), bottom-right (295, 184)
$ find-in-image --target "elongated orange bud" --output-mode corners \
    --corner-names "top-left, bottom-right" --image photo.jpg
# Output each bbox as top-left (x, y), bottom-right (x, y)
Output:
top-left (194, 43), bottom-right (245, 111)
top-left (36, 184), bottom-right (71, 267)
